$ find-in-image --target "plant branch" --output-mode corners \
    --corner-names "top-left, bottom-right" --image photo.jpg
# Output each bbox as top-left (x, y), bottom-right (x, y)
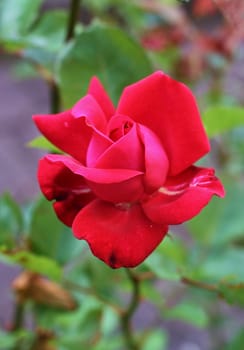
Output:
top-left (181, 277), bottom-right (222, 296)
top-left (66, 0), bottom-right (81, 42)
top-left (121, 269), bottom-right (140, 350)
top-left (49, 0), bottom-right (81, 113)
top-left (12, 299), bottom-right (25, 331)
top-left (49, 82), bottom-right (61, 114)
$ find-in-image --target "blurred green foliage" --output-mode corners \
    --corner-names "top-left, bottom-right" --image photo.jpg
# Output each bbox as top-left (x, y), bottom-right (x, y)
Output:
top-left (1, 0), bottom-right (244, 349)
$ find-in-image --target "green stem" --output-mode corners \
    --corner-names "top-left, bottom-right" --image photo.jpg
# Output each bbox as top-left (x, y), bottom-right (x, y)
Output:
top-left (181, 277), bottom-right (221, 295)
top-left (12, 300), bottom-right (25, 331)
top-left (49, 82), bottom-right (61, 114)
top-left (50, 80), bottom-right (61, 114)
top-left (11, 300), bottom-right (25, 350)
top-left (121, 269), bottom-right (140, 350)
top-left (49, 0), bottom-right (81, 113)
top-left (65, 0), bottom-right (81, 42)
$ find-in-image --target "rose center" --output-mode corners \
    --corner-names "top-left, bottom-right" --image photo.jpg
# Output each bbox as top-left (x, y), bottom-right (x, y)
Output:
top-left (109, 120), bottom-right (133, 141)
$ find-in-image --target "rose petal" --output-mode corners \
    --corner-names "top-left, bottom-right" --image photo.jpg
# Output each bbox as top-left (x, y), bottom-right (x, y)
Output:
top-left (142, 166), bottom-right (225, 225)
top-left (38, 157), bottom-right (94, 226)
top-left (88, 77), bottom-right (115, 119)
top-left (87, 174), bottom-right (144, 203)
top-left (86, 123), bottom-right (145, 202)
top-left (72, 199), bottom-right (168, 268)
top-left (44, 154), bottom-right (143, 184)
top-left (117, 71), bottom-right (210, 175)
top-left (33, 110), bottom-right (92, 163)
top-left (107, 114), bottom-right (134, 141)
top-left (138, 124), bottom-right (169, 192)
top-left (95, 124), bottom-right (144, 171)
top-left (86, 131), bottom-right (113, 167)
top-left (72, 94), bottom-right (107, 133)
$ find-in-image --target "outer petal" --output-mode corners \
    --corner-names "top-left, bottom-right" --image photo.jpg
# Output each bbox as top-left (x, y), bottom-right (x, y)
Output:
top-left (138, 124), bottom-right (169, 192)
top-left (44, 154), bottom-right (143, 184)
top-left (72, 200), bottom-right (168, 268)
top-left (117, 71), bottom-right (210, 175)
top-left (88, 77), bottom-right (115, 119)
top-left (38, 157), bottom-right (94, 226)
top-left (34, 94), bottom-right (108, 165)
top-left (142, 167), bottom-right (225, 225)
top-left (87, 175), bottom-right (144, 203)
top-left (33, 110), bottom-right (92, 164)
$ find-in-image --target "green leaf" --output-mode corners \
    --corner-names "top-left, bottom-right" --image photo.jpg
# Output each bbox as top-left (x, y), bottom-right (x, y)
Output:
top-left (0, 0), bottom-right (43, 40)
top-left (26, 10), bottom-right (68, 52)
top-left (100, 307), bottom-right (119, 335)
top-left (195, 248), bottom-right (244, 283)
top-left (27, 135), bottom-right (62, 153)
top-left (219, 280), bottom-right (244, 306)
top-left (203, 106), bottom-right (244, 137)
top-left (211, 184), bottom-right (244, 246)
top-left (0, 330), bottom-right (17, 348)
top-left (19, 10), bottom-right (70, 71)
top-left (187, 196), bottom-right (223, 245)
top-left (140, 281), bottom-right (164, 308)
top-left (164, 301), bottom-right (208, 328)
top-left (29, 197), bottom-right (81, 265)
top-left (0, 193), bottom-right (23, 248)
top-left (92, 336), bottom-right (124, 350)
top-left (142, 330), bottom-right (168, 350)
top-left (0, 250), bottom-right (62, 280)
top-left (12, 61), bottom-right (39, 79)
top-left (187, 182), bottom-right (244, 246)
top-left (144, 235), bottom-right (187, 281)
top-left (224, 330), bottom-right (244, 350)
top-left (22, 46), bottom-right (57, 70)
top-left (57, 22), bottom-right (153, 108)
top-left (0, 330), bottom-right (33, 349)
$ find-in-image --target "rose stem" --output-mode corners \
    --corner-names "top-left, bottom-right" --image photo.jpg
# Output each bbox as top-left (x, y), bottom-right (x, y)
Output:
top-left (65, 0), bottom-right (81, 42)
top-left (11, 300), bottom-right (25, 350)
top-left (49, 82), bottom-right (61, 114)
top-left (12, 299), bottom-right (25, 331)
top-left (181, 277), bottom-right (222, 296)
top-left (121, 269), bottom-right (140, 350)
top-left (50, 0), bottom-right (81, 113)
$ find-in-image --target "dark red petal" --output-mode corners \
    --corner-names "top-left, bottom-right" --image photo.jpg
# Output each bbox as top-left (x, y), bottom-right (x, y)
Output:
top-left (142, 166), bottom-right (225, 225)
top-left (88, 77), bottom-right (115, 119)
top-left (72, 200), bottom-right (168, 268)
top-left (72, 94), bottom-right (107, 133)
top-left (45, 154), bottom-right (143, 184)
top-left (117, 71), bottom-right (210, 175)
top-left (38, 157), bottom-right (94, 226)
top-left (138, 124), bottom-right (169, 192)
top-left (87, 174), bottom-right (144, 203)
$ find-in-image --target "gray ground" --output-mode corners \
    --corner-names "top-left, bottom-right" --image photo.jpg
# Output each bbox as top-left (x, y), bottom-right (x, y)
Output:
top-left (0, 54), bottom-right (45, 329)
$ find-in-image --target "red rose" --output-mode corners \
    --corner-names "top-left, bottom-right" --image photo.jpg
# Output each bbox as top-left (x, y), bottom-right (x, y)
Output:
top-left (33, 72), bottom-right (224, 268)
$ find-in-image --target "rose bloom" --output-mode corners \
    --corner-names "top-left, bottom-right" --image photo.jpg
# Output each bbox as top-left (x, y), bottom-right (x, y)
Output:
top-left (33, 72), bottom-right (224, 268)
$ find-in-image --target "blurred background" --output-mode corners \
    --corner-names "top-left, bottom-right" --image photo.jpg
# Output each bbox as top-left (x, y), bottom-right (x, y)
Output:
top-left (1, 0), bottom-right (244, 349)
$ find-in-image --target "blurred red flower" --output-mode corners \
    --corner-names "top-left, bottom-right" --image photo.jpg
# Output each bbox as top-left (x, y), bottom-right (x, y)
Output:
top-left (33, 72), bottom-right (224, 268)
